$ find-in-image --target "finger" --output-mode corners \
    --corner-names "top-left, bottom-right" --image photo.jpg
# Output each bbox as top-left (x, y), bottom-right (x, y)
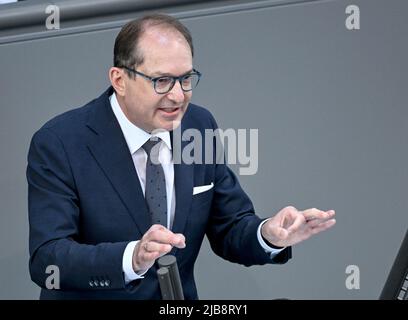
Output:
top-left (148, 224), bottom-right (168, 232)
top-left (303, 208), bottom-right (335, 222)
top-left (146, 228), bottom-right (184, 246)
top-left (280, 206), bottom-right (299, 219)
top-left (307, 218), bottom-right (327, 228)
top-left (287, 214), bottom-right (305, 233)
top-left (279, 206), bottom-right (299, 229)
top-left (145, 241), bottom-right (172, 254)
top-left (306, 215), bottom-right (333, 227)
top-left (302, 208), bottom-right (322, 221)
top-left (310, 218), bottom-right (336, 235)
top-left (326, 210), bottom-right (336, 218)
top-left (307, 210), bottom-right (335, 227)
top-left (173, 233), bottom-right (186, 248)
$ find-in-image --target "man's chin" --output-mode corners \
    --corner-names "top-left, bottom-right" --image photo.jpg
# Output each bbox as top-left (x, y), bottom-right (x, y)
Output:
top-left (157, 118), bottom-right (182, 132)
top-left (149, 121), bottom-right (180, 133)
top-left (167, 120), bottom-right (181, 132)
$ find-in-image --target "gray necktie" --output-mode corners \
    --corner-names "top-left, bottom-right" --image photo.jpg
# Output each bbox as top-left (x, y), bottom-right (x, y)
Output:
top-left (142, 138), bottom-right (167, 227)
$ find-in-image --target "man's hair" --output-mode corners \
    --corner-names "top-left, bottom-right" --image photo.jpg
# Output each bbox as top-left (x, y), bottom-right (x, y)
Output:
top-left (113, 13), bottom-right (194, 74)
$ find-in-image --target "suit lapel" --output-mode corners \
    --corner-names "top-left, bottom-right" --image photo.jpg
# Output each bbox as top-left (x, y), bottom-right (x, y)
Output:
top-left (169, 127), bottom-right (194, 256)
top-left (85, 88), bottom-right (151, 236)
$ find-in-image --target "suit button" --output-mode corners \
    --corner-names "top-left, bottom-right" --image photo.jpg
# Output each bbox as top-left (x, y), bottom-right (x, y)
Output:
top-left (104, 280), bottom-right (110, 287)
top-left (94, 280), bottom-right (99, 287)
top-left (100, 280), bottom-right (105, 287)
top-left (89, 280), bottom-right (94, 287)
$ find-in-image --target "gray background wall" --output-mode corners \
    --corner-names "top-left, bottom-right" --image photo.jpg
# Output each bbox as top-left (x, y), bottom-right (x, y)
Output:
top-left (0, 0), bottom-right (407, 299)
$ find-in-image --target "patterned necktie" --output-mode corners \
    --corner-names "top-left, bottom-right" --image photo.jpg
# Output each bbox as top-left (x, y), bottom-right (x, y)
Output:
top-left (142, 138), bottom-right (167, 227)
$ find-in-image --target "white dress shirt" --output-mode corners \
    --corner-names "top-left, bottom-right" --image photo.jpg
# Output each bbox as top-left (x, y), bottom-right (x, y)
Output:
top-left (109, 93), bottom-right (284, 284)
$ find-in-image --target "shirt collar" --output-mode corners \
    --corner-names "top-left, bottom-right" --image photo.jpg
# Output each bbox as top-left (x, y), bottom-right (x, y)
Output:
top-left (109, 92), bottom-right (172, 154)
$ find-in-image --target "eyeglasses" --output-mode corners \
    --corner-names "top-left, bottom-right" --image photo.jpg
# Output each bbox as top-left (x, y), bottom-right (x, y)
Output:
top-left (121, 66), bottom-right (202, 94)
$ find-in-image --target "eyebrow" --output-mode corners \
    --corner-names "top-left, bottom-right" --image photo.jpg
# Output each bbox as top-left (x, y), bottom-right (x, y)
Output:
top-left (150, 69), bottom-right (193, 77)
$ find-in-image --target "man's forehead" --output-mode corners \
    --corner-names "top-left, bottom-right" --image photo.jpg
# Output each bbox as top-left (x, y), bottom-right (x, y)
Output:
top-left (140, 27), bottom-right (188, 48)
top-left (138, 27), bottom-right (193, 76)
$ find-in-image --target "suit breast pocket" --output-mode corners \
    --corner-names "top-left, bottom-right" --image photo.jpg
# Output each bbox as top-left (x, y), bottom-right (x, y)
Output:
top-left (187, 189), bottom-right (213, 234)
top-left (191, 188), bottom-right (213, 209)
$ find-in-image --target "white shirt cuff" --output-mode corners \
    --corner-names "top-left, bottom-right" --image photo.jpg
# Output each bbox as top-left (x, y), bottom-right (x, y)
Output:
top-left (122, 241), bottom-right (149, 284)
top-left (257, 219), bottom-right (286, 258)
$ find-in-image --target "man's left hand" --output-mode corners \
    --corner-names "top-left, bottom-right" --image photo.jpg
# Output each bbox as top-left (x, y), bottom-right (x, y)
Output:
top-left (261, 206), bottom-right (336, 248)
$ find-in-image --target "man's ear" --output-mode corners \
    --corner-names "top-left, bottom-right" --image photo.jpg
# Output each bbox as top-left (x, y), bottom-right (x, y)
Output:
top-left (109, 67), bottom-right (126, 96)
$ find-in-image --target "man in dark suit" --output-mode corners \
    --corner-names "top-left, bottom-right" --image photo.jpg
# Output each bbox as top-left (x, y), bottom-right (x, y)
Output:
top-left (27, 14), bottom-right (336, 300)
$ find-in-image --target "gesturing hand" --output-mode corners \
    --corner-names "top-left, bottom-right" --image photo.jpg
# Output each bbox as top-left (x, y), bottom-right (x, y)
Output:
top-left (132, 224), bottom-right (186, 273)
top-left (261, 206), bottom-right (336, 248)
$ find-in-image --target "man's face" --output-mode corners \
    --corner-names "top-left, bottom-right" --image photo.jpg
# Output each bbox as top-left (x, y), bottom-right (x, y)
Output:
top-left (119, 28), bottom-right (193, 133)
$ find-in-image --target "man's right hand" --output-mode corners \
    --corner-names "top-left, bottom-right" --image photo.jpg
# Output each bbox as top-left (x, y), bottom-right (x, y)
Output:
top-left (132, 224), bottom-right (186, 273)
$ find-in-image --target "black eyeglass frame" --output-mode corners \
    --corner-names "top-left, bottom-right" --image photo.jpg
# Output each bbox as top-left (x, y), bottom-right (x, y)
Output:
top-left (121, 66), bottom-right (202, 94)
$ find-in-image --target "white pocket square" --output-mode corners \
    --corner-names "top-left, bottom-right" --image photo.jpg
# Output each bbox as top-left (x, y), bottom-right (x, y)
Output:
top-left (193, 182), bottom-right (214, 195)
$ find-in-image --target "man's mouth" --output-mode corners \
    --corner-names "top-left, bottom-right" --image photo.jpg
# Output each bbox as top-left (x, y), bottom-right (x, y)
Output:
top-left (158, 107), bottom-right (181, 116)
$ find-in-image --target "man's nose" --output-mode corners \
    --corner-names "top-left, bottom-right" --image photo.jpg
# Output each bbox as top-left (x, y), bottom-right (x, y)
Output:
top-left (167, 80), bottom-right (185, 103)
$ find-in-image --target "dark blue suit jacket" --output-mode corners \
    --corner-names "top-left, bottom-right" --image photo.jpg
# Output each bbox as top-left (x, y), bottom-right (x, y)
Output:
top-left (27, 87), bottom-right (291, 300)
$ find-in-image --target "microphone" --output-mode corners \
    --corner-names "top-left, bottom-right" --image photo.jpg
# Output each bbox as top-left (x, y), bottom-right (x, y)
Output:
top-left (157, 255), bottom-right (184, 300)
